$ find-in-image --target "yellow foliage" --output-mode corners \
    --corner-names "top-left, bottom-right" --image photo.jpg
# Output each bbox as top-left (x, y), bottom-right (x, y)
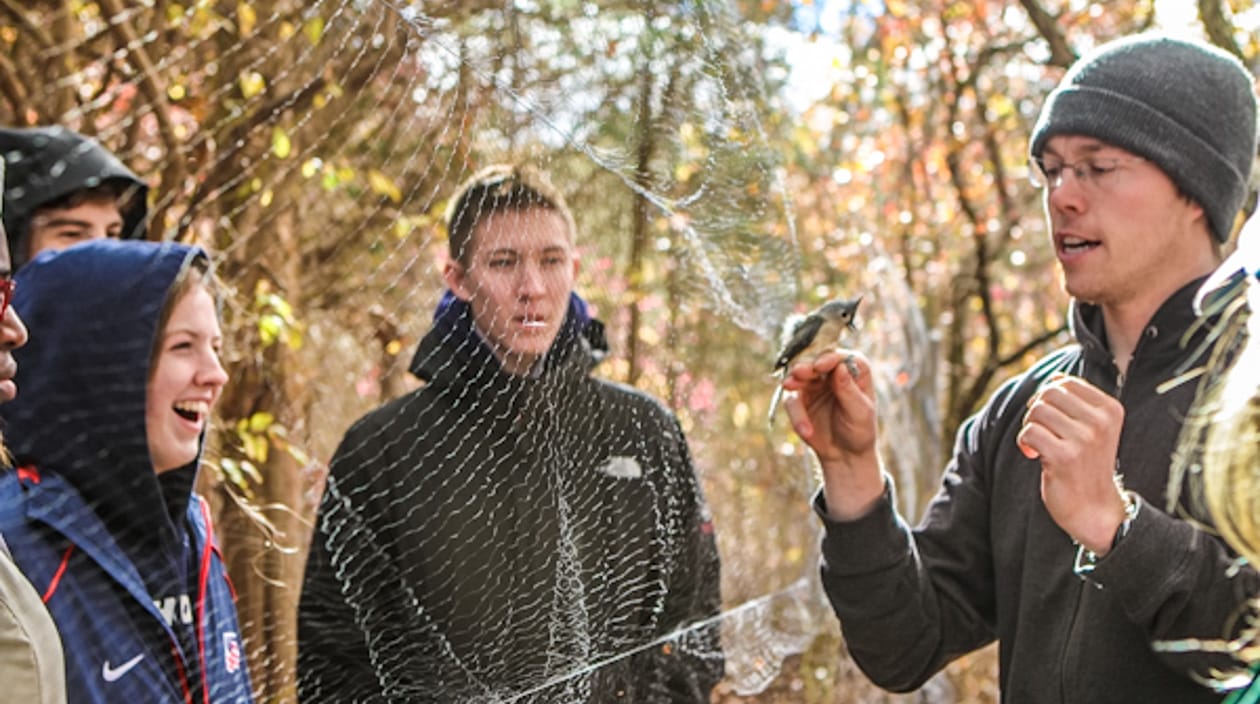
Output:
top-left (236, 2), bottom-right (256, 37)
top-left (239, 71), bottom-right (266, 99)
top-left (248, 411), bottom-right (275, 434)
top-left (986, 93), bottom-right (1016, 121)
top-left (271, 127), bottom-right (292, 159)
top-left (304, 17), bottom-right (325, 45)
top-left (368, 170), bottom-right (403, 203)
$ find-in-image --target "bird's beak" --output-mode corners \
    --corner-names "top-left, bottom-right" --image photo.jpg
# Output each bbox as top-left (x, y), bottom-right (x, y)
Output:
top-left (848, 296), bottom-right (863, 330)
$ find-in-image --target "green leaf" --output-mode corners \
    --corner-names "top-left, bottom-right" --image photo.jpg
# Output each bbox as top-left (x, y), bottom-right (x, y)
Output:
top-left (284, 443), bottom-right (311, 467)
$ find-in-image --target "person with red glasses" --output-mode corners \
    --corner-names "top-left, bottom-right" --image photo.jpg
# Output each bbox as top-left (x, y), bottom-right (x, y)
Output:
top-left (0, 164), bottom-right (63, 704)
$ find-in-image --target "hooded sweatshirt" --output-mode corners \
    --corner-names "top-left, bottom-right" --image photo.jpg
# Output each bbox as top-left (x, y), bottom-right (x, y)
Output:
top-left (298, 292), bottom-right (723, 703)
top-left (0, 126), bottom-right (148, 268)
top-left (0, 239), bottom-right (252, 703)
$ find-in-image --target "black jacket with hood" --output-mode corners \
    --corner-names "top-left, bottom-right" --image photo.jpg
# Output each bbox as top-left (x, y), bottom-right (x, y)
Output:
top-left (0, 125), bottom-right (148, 268)
top-left (298, 293), bottom-right (724, 703)
top-left (815, 279), bottom-right (1259, 703)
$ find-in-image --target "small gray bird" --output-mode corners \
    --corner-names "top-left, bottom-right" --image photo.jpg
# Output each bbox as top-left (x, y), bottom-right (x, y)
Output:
top-left (767, 297), bottom-right (862, 424)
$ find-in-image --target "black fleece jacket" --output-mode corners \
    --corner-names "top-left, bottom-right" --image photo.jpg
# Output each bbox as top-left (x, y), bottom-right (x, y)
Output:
top-left (298, 296), bottom-right (723, 703)
top-left (0, 125), bottom-right (147, 268)
top-left (816, 278), bottom-right (1257, 703)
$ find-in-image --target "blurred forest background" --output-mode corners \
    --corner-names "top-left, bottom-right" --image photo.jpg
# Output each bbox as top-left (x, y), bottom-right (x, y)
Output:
top-left (3, 1), bottom-right (1259, 702)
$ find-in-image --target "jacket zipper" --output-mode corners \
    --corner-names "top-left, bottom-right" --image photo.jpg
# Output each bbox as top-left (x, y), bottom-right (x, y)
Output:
top-left (1057, 331), bottom-right (1143, 701)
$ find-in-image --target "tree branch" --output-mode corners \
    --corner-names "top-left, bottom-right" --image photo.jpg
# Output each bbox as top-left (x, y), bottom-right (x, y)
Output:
top-left (179, 76), bottom-right (328, 232)
top-left (0, 51), bottom-right (28, 121)
top-left (1197, 0), bottom-right (1244, 60)
top-left (97, 0), bottom-right (187, 237)
top-left (995, 323), bottom-right (1069, 368)
top-left (0, 0), bottom-right (53, 51)
top-left (1017, 0), bottom-right (1077, 68)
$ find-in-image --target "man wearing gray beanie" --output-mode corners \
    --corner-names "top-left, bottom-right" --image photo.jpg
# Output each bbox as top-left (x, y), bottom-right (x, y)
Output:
top-left (782, 34), bottom-right (1260, 704)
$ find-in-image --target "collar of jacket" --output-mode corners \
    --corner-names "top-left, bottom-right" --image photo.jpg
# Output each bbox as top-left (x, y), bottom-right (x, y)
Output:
top-left (1069, 275), bottom-right (1213, 374)
top-left (408, 292), bottom-right (603, 388)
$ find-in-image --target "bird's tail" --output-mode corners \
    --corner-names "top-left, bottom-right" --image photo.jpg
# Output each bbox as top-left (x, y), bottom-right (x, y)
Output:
top-left (767, 381), bottom-right (786, 426)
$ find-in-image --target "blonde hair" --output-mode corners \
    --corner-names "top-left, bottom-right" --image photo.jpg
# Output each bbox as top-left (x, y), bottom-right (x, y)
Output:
top-left (1196, 282), bottom-right (1260, 563)
top-left (1165, 273), bottom-right (1260, 670)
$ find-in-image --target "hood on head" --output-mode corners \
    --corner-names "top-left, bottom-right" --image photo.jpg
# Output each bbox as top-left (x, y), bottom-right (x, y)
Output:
top-left (3, 239), bottom-right (206, 512)
top-left (0, 126), bottom-right (149, 268)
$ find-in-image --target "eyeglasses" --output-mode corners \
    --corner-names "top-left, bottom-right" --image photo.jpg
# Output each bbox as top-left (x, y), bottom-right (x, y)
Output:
top-left (1028, 155), bottom-right (1146, 191)
top-left (0, 279), bottom-right (13, 320)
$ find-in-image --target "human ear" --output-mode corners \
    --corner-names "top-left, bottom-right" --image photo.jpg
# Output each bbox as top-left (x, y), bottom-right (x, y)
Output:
top-left (443, 259), bottom-right (472, 301)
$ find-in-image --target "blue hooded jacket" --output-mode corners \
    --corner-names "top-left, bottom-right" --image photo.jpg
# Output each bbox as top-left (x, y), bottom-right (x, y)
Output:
top-left (0, 240), bottom-right (253, 703)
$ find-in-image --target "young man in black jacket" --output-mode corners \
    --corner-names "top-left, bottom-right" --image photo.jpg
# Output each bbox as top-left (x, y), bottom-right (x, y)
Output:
top-left (298, 165), bottom-right (723, 702)
top-left (783, 34), bottom-right (1259, 703)
top-left (0, 126), bottom-right (147, 269)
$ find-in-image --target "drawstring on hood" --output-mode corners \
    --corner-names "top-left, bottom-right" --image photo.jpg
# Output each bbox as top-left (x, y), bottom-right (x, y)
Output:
top-left (0, 126), bottom-right (149, 268)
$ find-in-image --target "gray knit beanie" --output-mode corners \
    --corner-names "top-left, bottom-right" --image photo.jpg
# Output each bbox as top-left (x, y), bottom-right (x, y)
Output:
top-left (1030, 34), bottom-right (1258, 243)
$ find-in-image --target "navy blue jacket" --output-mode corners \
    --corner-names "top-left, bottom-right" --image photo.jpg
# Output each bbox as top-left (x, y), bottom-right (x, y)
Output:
top-left (0, 240), bottom-right (253, 703)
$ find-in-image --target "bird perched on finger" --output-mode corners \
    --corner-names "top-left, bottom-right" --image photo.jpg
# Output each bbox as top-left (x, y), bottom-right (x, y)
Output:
top-left (767, 296), bottom-right (863, 425)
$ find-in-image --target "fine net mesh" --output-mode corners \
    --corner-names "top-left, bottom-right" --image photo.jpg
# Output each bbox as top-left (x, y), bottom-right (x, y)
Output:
top-left (0, 1), bottom-right (1010, 702)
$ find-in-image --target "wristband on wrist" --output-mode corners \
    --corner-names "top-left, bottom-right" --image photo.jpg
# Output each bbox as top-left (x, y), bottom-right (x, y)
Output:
top-left (1073, 491), bottom-right (1140, 581)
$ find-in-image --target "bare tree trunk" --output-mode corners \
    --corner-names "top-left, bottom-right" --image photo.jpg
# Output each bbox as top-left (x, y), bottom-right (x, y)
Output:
top-left (625, 62), bottom-right (657, 386)
top-left (213, 202), bottom-right (307, 703)
top-left (1198, 0), bottom-right (1245, 59)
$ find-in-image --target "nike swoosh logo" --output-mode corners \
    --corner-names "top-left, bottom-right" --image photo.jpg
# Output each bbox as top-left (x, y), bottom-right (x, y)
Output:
top-left (102, 654), bottom-right (145, 682)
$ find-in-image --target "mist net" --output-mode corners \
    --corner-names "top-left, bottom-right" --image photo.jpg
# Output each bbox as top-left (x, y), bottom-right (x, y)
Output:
top-left (0, 1), bottom-right (936, 702)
